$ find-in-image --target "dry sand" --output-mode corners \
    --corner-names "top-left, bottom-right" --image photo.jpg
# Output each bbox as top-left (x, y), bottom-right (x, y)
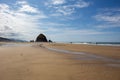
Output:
top-left (0, 43), bottom-right (120, 80)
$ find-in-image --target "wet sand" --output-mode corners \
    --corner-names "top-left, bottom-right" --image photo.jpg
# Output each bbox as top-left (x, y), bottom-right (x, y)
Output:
top-left (0, 43), bottom-right (120, 80)
top-left (45, 43), bottom-right (120, 59)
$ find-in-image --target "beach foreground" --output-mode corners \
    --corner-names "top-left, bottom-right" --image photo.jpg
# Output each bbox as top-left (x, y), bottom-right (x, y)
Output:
top-left (0, 43), bottom-right (120, 80)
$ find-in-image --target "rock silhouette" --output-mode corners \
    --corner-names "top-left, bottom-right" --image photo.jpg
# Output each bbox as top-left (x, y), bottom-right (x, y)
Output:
top-left (0, 37), bottom-right (12, 42)
top-left (48, 40), bottom-right (52, 43)
top-left (36, 34), bottom-right (47, 42)
top-left (0, 37), bottom-right (25, 42)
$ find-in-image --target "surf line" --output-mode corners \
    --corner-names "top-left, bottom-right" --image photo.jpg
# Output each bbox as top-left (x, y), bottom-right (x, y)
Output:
top-left (40, 44), bottom-right (120, 64)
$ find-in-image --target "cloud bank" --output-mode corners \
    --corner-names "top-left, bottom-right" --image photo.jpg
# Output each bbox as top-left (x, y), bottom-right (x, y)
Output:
top-left (0, 1), bottom-right (47, 40)
top-left (94, 8), bottom-right (120, 28)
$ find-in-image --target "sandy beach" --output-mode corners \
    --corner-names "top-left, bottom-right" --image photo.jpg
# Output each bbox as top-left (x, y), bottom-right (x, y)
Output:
top-left (0, 42), bottom-right (120, 80)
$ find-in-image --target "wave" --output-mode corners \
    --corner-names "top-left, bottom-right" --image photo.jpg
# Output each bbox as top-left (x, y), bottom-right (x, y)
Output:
top-left (71, 42), bottom-right (120, 46)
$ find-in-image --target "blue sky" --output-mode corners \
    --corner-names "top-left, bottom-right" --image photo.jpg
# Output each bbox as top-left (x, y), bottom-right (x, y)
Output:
top-left (0, 0), bottom-right (120, 42)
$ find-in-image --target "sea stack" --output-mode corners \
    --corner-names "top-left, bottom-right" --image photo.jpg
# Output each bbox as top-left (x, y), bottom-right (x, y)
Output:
top-left (36, 34), bottom-right (47, 42)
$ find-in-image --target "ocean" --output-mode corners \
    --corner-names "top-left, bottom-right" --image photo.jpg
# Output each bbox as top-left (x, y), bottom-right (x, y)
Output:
top-left (72, 42), bottom-right (120, 46)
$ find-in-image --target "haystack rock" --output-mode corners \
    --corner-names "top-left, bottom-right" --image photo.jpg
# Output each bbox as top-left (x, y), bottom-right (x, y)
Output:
top-left (36, 34), bottom-right (48, 42)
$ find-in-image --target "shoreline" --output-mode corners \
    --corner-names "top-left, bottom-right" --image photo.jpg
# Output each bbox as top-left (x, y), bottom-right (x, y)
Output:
top-left (53, 42), bottom-right (120, 47)
top-left (1, 42), bottom-right (120, 59)
top-left (44, 43), bottom-right (120, 59)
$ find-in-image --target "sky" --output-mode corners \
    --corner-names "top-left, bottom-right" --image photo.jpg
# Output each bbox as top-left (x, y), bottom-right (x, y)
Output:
top-left (0, 0), bottom-right (120, 42)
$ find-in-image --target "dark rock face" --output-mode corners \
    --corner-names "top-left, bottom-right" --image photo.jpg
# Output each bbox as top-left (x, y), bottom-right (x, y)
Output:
top-left (48, 40), bottom-right (52, 43)
top-left (36, 34), bottom-right (47, 42)
top-left (30, 40), bottom-right (34, 42)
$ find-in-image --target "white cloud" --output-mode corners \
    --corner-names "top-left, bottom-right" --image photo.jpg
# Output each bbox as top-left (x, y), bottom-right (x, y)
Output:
top-left (0, 1), bottom-right (47, 40)
top-left (94, 8), bottom-right (120, 28)
top-left (95, 13), bottom-right (120, 23)
top-left (16, 1), bottom-right (27, 5)
top-left (16, 1), bottom-right (39, 13)
top-left (45, 0), bottom-right (65, 6)
top-left (45, 0), bottom-right (90, 16)
top-left (56, 6), bottom-right (75, 15)
top-left (0, 4), bottom-right (9, 12)
top-left (73, 0), bottom-right (90, 8)
top-left (0, 26), bottom-right (17, 37)
top-left (51, 0), bottom-right (66, 5)
top-left (19, 5), bottom-right (39, 13)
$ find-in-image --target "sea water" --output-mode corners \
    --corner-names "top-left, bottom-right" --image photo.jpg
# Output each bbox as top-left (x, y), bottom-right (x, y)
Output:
top-left (72, 42), bottom-right (120, 46)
